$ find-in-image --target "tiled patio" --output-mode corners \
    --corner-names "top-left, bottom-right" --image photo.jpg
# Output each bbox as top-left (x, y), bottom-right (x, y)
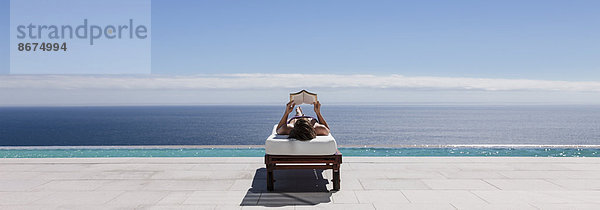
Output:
top-left (1, 157), bottom-right (599, 209)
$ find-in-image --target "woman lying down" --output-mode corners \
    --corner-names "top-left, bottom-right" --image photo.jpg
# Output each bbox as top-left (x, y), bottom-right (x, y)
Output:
top-left (276, 101), bottom-right (330, 140)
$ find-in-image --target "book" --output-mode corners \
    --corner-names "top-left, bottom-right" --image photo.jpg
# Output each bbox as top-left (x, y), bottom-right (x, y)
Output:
top-left (290, 90), bottom-right (317, 105)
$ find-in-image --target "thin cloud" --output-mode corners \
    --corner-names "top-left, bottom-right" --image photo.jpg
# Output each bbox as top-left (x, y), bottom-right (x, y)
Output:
top-left (1, 74), bottom-right (600, 92)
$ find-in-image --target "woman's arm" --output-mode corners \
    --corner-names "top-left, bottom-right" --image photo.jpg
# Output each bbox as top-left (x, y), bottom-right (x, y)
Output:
top-left (276, 101), bottom-right (295, 135)
top-left (313, 101), bottom-right (329, 129)
top-left (313, 101), bottom-right (330, 135)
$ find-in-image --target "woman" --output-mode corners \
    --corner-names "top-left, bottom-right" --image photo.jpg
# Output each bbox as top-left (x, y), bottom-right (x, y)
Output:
top-left (276, 101), bottom-right (330, 140)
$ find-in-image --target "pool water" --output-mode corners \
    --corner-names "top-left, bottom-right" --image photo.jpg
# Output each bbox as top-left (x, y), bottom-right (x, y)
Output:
top-left (1, 147), bottom-right (598, 158)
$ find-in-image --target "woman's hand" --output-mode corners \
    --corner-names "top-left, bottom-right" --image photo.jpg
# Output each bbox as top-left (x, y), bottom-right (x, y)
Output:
top-left (313, 101), bottom-right (321, 114)
top-left (278, 101), bottom-right (295, 134)
top-left (285, 101), bottom-right (295, 114)
top-left (313, 100), bottom-right (329, 129)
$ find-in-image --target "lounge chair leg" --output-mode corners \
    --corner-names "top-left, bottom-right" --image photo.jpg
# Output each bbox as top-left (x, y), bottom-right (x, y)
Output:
top-left (332, 164), bottom-right (340, 191)
top-left (267, 164), bottom-right (274, 191)
top-left (267, 171), bottom-right (274, 191)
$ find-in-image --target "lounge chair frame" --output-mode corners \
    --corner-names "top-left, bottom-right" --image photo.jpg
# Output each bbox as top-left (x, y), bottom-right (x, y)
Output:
top-left (264, 150), bottom-right (342, 191)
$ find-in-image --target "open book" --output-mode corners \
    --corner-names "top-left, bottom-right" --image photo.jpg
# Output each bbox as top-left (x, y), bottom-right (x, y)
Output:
top-left (290, 90), bottom-right (317, 105)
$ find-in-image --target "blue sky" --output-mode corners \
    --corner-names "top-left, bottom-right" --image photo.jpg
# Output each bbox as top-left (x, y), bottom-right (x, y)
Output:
top-left (2, 0), bottom-right (599, 79)
top-left (1, 0), bottom-right (600, 105)
top-left (1, 0), bottom-right (7, 74)
top-left (150, 0), bottom-right (600, 80)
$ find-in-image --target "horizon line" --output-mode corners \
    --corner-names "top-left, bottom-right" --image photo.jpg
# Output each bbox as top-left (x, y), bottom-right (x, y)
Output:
top-left (2, 73), bottom-right (600, 92)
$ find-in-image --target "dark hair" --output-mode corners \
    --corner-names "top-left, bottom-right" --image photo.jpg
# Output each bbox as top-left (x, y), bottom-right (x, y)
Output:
top-left (289, 118), bottom-right (317, 141)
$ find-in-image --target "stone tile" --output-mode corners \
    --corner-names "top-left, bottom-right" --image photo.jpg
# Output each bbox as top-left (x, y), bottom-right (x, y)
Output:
top-left (257, 192), bottom-right (332, 206)
top-left (84, 163), bottom-right (146, 171)
top-left (155, 191), bottom-right (193, 205)
top-left (229, 179), bottom-right (255, 191)
top-left (0, 192), bottom-right (51, 205)
top-left (542, 191), bottom-right (600, 203)
top-left (402, 163), bottom-right (460, 171)
top-left (0, 164), bottom-right (38, 171)
top-left (509, 163), bottom-right (570, 171)
top-left (373, 203), bottom-right (455, 210)
top-left (472, 190), bottom-right (581, 204)
top-left (422, 179), bottom-right (497, 190)
top-left (345, 163), bottom-right (406, 171)
top-left (96, 180), bottom-right (149, 191)
top-left (222, 157), bottom-right (264, 164)
top-left (183, 191), bottom-right (249, 205)
top-left (483, 179), bottom-right (564, 190)
top-left (338, 177), bottom-right (364, 190)
top-left (339, 163), bottom-right (352, 171)
top-left (0, 172), bottom-right (42, 180)
top-left (295, 203), bottom-right (376, 209)
top-left (359, 179), bottom-right (429, 190)
top-left (557, 163), bottom-right (600, 171)
top-left (31, 180), bottom-right (110, 191)
top-left (106, 191), bottom-right (169, 205)
top-left (402, 190), bottom-right (487, 204)
top-left (499, 171), bottom-right (600, 179)
top-left (140, 163), bottom-right (197, 171)
top-left (209, 171), bottom-right (255, 180)
top-left (341, 170), bottom-right (387, 179)
top-left (58, 204), bottom-right (141, 210)
top-left (384, 171), bottom-right (446, 179)
top-left (354, 190), bottom-right (409, 204)
top-left (0, 205), bottom-right (61, 210)
top-left (498, 171), bottom-right (555, 179)
top-left (32, 191), bottom-right (124, 205)
top-left (451, 203), bottom-right (538, 210)
top-left (27, 164), bottom-right (90, 172)
top-left (191, 163), bottom-right (254, 171)
top-left (454, 163), bottom-right (514, 171)
top-left (150, 171), bottom-right (213, 180)
top-left (151, 170), bottom-right (253, 180)
top-left (84, 171), bottom-right (156, 179)
top-left (440, 171), bottom-right (507, 179)
top-left (214, 205), bottom-right (244, 210)
top-left (546, 179), bottom-right (600, 190)
top-left (321, 170), bottom-right (333, 180)
top-left (331, 191), bottom-right (359, 204)
top-left (143, 180), bottom-right (234, 191)
top-left (141, 204), bottom-right (217, 210)
top-left (242, 206), bottom-right (293, 210)
top-left (0, 180), bottom-right (49, 191)
top-left (530, 203), bottom-right (600, 210)
top-left (240, 191), bottom-right (262, 206)
top-left (33, 171), bottom-right (94, 180)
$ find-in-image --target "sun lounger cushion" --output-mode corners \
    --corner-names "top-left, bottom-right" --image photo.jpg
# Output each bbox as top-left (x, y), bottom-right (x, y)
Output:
top-left (265, 124), bottom-right (338, 155)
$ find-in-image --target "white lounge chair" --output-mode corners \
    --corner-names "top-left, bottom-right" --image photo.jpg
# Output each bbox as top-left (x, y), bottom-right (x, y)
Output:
top-left (264, 125), bottom-right (342, 191)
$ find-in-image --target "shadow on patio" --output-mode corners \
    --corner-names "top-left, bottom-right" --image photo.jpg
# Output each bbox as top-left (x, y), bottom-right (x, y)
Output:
top-left (240, 168), bottom-right (333, 207)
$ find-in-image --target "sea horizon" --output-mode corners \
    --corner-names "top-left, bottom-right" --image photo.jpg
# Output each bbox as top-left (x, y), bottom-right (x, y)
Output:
top-left (2, 105), bottom-right (599, 147)
top-left (3, 103), bottom-right (600, 107)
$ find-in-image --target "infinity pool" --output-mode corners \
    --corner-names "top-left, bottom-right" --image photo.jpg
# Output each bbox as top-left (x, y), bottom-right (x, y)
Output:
top-left (1, 147), bottom-right (599, 158)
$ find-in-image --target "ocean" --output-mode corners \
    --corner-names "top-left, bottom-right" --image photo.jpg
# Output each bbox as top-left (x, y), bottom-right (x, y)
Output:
top-left (1, 105), bottom-right (599, 146)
